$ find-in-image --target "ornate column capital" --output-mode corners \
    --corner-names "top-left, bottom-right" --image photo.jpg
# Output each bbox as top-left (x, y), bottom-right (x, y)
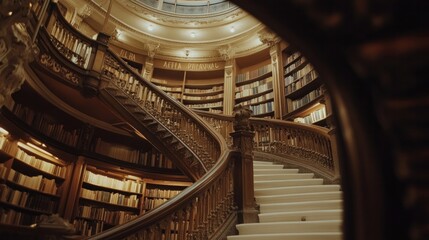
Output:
top-left (258, 28), bottom-right (281, 47)
top-left (218, 44), bottom-right (236, 61)
top-left (145, 42), bottom-right (160, 59)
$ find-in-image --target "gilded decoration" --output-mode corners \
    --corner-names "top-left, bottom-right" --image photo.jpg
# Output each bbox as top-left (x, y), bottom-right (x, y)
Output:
top-left (39, 53), bottom-right (81, 85)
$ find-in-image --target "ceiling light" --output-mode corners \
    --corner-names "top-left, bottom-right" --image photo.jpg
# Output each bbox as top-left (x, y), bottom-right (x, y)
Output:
top-left (190, 32), bottom-right (196, 38)
top-left (230, 26), bottom-right (235, 33)
top-left (8, 11), bottom-right (13, 16)
top-left (148, 24), bottom-right (154, 31)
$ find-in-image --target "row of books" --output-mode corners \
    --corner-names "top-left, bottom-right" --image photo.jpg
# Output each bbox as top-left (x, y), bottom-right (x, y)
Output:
top-left (144, 188), bottom-right (182, 199)
top-left (0, 184), bottom-right (58, 213)
top-left (291, 88), bottom-right (323, 111)
top-left (0, 134), bottom-right (15, 155)
top-left (184, 85), bottom-right (223, 94)
top-left (236, 77), bottom-right (272, 91)
top-left (77, 205), bottom-right (137, 225)
top-left (284, 64), bottom-right (314, 86)
top-left (236, 79), bottom-right (273, 99)
top-left (143, 197), bottom-right (168, 210)
top-left (7, 169), bottom-right (58, 195)
top-left (284, 52), bottom-right (301, 66)
top-left (236, 64), bottom-right (272, 83)
top-left (94, 139), bottom-right (175, 169)
top-left (239, 92), bottom-right (274, 106)
top-left (187, 102), bottom-right (223, 109)
top-left (285, 70), bottom-right (318, 95)
top-left (293, 106), bottom-right (327, 124)
top-left (15, 148), bottom-right (66, 178)
top-left (248, 101), bottom-right (274, 116)
top-left (156, 85), bottom-right (182, 92)
top-left (0, 208), bottom-right (44, 226)
top-left (284, 56), bottom-right (306, 74)
top-left (0, 164), bottom-right (7, 179)
top-left (83, 170), bottom-right (143, 193)
top-left (12, 104), bottom-right (81, 147)
top-left (81, 188), bottom-right (139, 208)
top-left (73, 218), bottom-right (104, 237)
top-left (182, 93), bottom-right (223, 101)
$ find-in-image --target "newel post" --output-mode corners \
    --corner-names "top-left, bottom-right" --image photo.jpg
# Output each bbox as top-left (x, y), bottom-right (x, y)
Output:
top-left (230, 105), bottom-right (259, 223)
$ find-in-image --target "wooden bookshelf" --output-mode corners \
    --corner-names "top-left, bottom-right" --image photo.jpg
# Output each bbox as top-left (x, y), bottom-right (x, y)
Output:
top-left (74, 166), bottom-right (143, 236)
top-left (0, 129), bottom-right (71, 227)
top-left (235, 60), bottom-right (274, 117)
top-left (282, 50), bottom-right (328, 126)
top-left (142, 180), bottom-right (191, 214)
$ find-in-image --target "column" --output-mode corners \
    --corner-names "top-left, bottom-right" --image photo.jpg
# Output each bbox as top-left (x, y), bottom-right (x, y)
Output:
top-left (219, 45), bottom-right (236, 115)
top-left (258, 29), bottom-right (285, 119)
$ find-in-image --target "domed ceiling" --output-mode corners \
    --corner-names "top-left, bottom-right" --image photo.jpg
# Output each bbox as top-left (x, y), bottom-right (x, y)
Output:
top-left (65, 0), bottom-right (274, 61)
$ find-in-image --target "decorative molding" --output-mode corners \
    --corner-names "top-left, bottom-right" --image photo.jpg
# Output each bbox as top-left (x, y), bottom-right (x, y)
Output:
top-left (38, 53), bottom-right (81, 85)
top-left (145, 42), bottom-right (160, 58)
top-left (258, 28), bottom-right (281, 47)
top-left (218, 45), bottom-right (236, 61)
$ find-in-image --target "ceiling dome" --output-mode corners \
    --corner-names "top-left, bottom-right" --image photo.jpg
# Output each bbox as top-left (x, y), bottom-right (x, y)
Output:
top-left (67, 0), bottom-right (275, 61)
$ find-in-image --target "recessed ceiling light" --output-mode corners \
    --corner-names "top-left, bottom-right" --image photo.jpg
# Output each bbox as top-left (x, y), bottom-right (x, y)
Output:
top-left (148, 24), bottom-right (154, 31)
top-left (190, 32), bottom-right (196, 38)
top-left (230, 26), bottom-right (235, 33)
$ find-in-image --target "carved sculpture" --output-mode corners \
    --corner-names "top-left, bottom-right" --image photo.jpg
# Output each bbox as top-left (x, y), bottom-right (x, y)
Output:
top-left (232, 105), bottom-right (253, 131)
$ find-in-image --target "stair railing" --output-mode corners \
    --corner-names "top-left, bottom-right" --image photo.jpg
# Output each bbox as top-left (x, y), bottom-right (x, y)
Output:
top-left (194, 110), bottom-right (340, 181)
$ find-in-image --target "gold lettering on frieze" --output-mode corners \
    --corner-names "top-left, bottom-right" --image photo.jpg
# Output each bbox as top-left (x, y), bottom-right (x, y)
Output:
top-left (119, 49), bottom-right (136, 61)
top-left (161, 61), bottom-right (221, 71)
top-left (163, 61), bottom-right (182, 70)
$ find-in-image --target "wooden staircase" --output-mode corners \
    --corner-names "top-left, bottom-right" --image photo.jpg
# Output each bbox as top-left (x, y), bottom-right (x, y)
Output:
top-left (227, 159), bottom-right (343, 240)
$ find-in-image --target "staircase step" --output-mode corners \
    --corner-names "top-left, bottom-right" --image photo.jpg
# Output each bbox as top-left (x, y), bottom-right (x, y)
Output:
top-left (255, 179), bottom-right (324, 189)
top-left (253, 164), bottom-right (284, 169)
top-left (260, 200), bottom-right (343, 213)
top-left (236, 220), bottom-right (341, 235)
top-left (255, 185), bottom-right (341, 196)
top-left (259, 209), bottom-right (342, 222)
top-left (256, 191), bottom-right (342, 204)
top-left (227, 232), bottom-right (342, 240)
top-left (254, 173), bottom-right (314, 181)
top-left (254, 169), bottom-right (299, 175)
top-left (253, 160), bottom-right (273, 165)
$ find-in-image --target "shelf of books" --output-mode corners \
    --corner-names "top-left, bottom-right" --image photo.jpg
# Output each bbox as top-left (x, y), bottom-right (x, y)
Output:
top-left (235, 63), bottom-right (274, 117)
top-left (283, 50), bottom-right (327, 126)
top-left (0, 126), bottom-right (71, 227)
top-left (151, 68), bottom-right (185, 101)
top-left (74, 166), bottom-right (143, 236)
top-left (142, 180), bottom-right (191, 214)
top-left (182, 70), bottom-right (225, 114)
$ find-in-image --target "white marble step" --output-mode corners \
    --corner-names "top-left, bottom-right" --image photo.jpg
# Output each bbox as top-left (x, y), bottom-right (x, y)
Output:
top-left (253, 164), bottom-right (284, 169)
top-left (253, 168), bottom-right (299, 175)
top-left (227, 232), bottom-right (342, 240)
top-left (260, 200), bottom-right (343, 213)
top-left (255, 178), bottom-right (324, 189)
top-left (256, 191), bottom-right (342, 204)
top-left (253, 160), bottom-right (273, 164)
top-left (254, 173), bottom-right (314, 181)
top-left (259, 209), bottom-right (342, 222)
top-left (255, 184), bottom-right (341, 196)
top-left (235, 220), bottom-right (341, 235)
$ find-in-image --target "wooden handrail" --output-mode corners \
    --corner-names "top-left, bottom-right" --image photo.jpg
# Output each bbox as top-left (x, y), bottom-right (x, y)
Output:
top-left (194, 110), bottom-right (338, 180)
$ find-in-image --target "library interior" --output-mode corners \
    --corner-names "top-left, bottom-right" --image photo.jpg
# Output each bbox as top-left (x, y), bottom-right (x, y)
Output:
top-left (0, 0), bottom-right (428, 240)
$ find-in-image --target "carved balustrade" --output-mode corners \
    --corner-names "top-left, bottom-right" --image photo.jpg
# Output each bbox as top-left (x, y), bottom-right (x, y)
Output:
top-left (194, 111), bottom-right (337, 178)
top-left (43, 4), bottom-right (96, 69)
